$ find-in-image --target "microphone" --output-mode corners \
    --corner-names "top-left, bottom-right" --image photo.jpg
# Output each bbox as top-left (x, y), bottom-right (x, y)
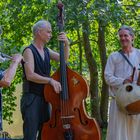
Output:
top-left (0, 52), bottom-right (12, 62)
top-left (0, 52), bottom-right (12, 59)
top-left (0, 52), bottom-right (27, 64)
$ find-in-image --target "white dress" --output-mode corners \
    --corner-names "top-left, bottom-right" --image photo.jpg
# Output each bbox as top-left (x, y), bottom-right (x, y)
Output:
top-left (104, 48), bottom-right (140, 140)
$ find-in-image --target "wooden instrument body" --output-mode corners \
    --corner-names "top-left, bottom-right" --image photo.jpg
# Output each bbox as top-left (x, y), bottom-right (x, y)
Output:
top-left (42, 2), bottom-right (101, 139)
top-left (41, 66), bottom-right (101, 140)
top-left (116, 83), bottom-right (140, 115)
top-left (126, 100), bottom-right (140, 115)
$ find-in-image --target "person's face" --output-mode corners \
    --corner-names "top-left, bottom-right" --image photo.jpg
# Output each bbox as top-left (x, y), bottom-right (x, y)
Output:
top-left (118, 29), bottom-right (134, 48)
top-left (38, 24), bottom-right (52, 43)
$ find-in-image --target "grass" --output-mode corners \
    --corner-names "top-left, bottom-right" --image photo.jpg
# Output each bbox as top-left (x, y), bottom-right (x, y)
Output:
top-left (101, 128), bottom-right (107, 140)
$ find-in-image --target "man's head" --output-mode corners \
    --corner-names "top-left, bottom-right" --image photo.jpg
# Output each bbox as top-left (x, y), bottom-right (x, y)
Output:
top-left (118, 25), bottom-right (134, 48)
top-left (32, 20), bottom-right (52, 43)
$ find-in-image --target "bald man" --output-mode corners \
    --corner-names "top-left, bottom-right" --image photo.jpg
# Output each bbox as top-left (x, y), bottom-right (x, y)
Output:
top-left (21, 19), bottom-right (70, 140)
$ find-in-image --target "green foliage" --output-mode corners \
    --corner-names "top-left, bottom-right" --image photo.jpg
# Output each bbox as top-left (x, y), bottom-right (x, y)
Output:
top-left (101, 128), bottom-right (107, 140)
top-left (2, 83), bottom-right (17, 124)
top-left (0, 0), bottom-right (57, 124)
top-left (0, 0), bottom-right (140, 126)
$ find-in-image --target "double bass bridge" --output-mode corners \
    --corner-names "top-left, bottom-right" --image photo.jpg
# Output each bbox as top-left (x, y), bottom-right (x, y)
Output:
top-left (61, 115), bottom-right (75, 119)
top-left (61, 115), bottom-right (74, 129)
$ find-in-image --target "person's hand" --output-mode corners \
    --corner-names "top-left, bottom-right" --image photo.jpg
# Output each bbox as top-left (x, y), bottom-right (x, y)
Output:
top-left (58, 32), bottom-right (69, 47)
top-left (123, 76), bottom-right (133, 84)
top-left (12, 54), bottom-right (23, 64)
top-left (48, 78), bottom-right (62, 93)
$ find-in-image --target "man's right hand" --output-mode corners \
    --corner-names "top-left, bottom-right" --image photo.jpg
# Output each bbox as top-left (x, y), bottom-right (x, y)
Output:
top-left (48, 78), bottom-right (62, 93)
top-left (123, 76), bottom-right (133, 84)
top-left (12, 54), bottom-right (23, 64)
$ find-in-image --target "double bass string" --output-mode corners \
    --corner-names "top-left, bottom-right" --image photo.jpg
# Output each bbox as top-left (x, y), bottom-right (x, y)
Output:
top-left (57, 1), bottom-right (74, 138)
top-left (60, 64), bottom-right (70, 128)
top-left (58, 11), bottom-right (72, 132)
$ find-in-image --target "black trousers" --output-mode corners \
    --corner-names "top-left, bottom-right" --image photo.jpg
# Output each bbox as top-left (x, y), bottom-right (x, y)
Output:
top-left (20, 93), bottom-right (51, 140)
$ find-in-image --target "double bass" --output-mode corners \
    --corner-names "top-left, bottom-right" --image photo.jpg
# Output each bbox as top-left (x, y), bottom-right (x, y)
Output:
top-left (41, 1), bottom-right (101, 140)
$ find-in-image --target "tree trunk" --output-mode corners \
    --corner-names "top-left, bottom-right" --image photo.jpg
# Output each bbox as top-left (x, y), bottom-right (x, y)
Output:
top-left (77, 28), bottom-right (83, 75)
top-left (82, 20), bottom-right (102, 125)
top-left (98, 20), bottom-right (109, 128)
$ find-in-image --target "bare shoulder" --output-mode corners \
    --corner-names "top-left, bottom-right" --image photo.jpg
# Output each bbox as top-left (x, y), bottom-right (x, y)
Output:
top-left (23, 48), bottom-right (33, 59)
top-left (23, 47), bottom-right (32, 55)
top-left (23, 48), bottom-right (34, 64)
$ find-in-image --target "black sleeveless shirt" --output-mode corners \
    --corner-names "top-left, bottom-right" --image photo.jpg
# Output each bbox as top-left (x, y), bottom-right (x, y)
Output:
top-left (22, 44), bottom-right (51, 96)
